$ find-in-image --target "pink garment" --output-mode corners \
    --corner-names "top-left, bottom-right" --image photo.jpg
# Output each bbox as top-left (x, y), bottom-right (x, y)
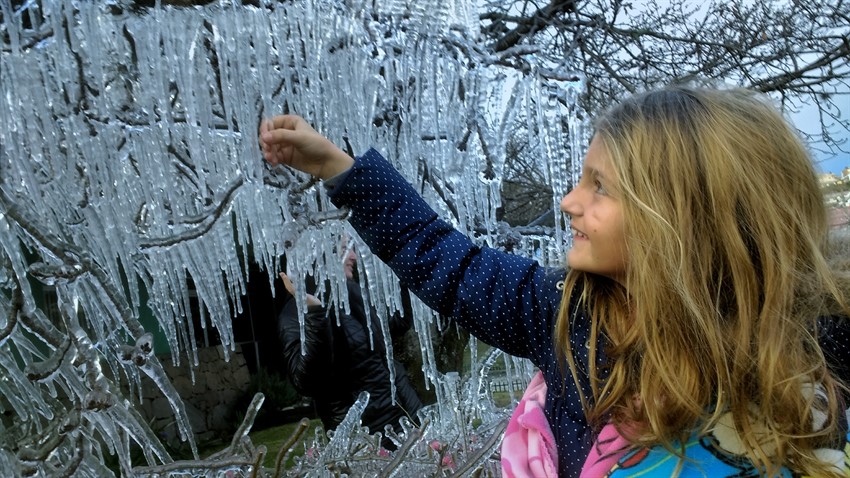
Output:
top-left (579, 423), bottom-right (631, 478)
top-left (500, 371), bottom-right (559, 477)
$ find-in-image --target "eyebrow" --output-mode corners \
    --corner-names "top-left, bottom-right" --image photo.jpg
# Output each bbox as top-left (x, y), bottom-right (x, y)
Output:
top-left (583, 165), bottom-right (619, 193)
top-left (583, 166), bottom-right (605, 181)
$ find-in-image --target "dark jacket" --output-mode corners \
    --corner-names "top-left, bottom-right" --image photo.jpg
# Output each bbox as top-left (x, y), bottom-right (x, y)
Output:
top-left (327, 148), bottom-right (850, 477)
top-left (278, 278), bottom-right (423, 435)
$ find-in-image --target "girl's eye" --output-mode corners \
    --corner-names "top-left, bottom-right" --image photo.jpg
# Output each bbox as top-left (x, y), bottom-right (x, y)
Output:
top-left (594, 179), bottom-right (607, 195)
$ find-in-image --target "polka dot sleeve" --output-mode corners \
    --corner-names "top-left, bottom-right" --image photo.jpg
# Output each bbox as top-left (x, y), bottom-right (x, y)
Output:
top-left (328, 148), bottom-right (562, 360)
top-left (818, 316), bottom-right (850, 391)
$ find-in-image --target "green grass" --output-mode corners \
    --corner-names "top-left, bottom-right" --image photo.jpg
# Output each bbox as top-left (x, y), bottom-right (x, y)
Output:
top-left (491, 391), bottom-right (517, 408)
top-left (249, 419), bottom-right (323, 470)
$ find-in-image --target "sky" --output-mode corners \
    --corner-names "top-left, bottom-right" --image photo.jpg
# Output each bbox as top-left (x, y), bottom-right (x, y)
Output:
top-left (789, 98), bottom-right (850, 176)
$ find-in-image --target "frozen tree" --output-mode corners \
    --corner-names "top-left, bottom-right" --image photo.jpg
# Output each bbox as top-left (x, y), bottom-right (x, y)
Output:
top-left (0, 0), bottom-right (572, 476)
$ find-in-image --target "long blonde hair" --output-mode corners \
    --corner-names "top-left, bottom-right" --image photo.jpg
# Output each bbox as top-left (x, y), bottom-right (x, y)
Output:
top-left (556, 85), bottom-right (848, 476)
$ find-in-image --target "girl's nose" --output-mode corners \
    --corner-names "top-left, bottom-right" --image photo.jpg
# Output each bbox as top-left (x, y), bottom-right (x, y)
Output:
top-left (560, 189), bottom-right (579, 216)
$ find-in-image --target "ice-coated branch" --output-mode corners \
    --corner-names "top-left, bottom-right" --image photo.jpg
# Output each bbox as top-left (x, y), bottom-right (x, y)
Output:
top-left (229, 393), bottom-right (266, 453)
top-left (16, 420), bottom-right (71, 463)
top-left (418, 159), bottom-right (460, 221)
top-left (132, 457), bottom-right (259, 476)
top-left (263, 164), bottom-right (306, 190)
top-left (138, 176), bottom-right (245, 250)
top-left (377, 418), bottom-right (429, 478)
top-left (16, 306), bottom-right (68, 350)
top-left (0, 286), bottom-right (21, 344)
top-left (303, 208), bottom-right (351, 226)
top-left (1, 189), bottom-right (142, 337)
top-left (50, 433), bottom-right (84, 478)
top-left (0, 188), bottom-right (200, 461)
top-left (476, 120), bottom-right (497, 181)
top-left (446, 417), bottom-right (508, 477)
top-left (23, 336), bottom-right (72, 382)
top-left (27, 261), bottom-right (85, 284)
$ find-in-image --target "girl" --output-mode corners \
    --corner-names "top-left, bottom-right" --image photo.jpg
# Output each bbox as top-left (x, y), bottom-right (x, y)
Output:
top-left (259, 86), bottom-right (850, 477)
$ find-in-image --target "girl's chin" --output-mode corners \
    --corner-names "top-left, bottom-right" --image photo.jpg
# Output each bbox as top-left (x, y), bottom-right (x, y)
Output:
top-left (566, 250), bottom-right (583, 267)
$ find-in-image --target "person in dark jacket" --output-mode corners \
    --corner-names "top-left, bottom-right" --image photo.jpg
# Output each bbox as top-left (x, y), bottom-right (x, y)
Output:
top-left (260, 87), bottom-right (850, 477)
top-left (276, 245), bottom-right (423, 444)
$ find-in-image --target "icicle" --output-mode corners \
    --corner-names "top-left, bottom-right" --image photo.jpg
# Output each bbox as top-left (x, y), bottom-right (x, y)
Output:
top-left (320, 390), bottom-right (370, 458)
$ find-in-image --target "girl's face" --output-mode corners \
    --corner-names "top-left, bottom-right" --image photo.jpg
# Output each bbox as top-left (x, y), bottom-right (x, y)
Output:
top-left (343, 249), bottom-right (357, 280)
top-left (339, 238), bottom-right (357, 280)
top-left (560, 136), bottom-right (628, 283)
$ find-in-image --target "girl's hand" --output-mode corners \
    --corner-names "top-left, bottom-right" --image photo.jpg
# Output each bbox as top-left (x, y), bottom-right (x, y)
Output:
top-left (259, 115), bottom-right (354, 180)
top-left (279, 272), bottom-right (322, 307)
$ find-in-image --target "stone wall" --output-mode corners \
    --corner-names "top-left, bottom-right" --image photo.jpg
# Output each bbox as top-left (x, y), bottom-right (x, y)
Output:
top-left (138, 345), bottom-right (252, 445)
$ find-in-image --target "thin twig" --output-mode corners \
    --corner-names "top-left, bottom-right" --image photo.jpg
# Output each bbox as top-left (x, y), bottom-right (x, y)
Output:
top-left (273, 417), bottom-right (312, 478)
top-left (248, 446), bottom-right (266, 478)
top-left (445, 417), bottom-right (508, 477)
top-left (132, 457), bottom-right (258, 474)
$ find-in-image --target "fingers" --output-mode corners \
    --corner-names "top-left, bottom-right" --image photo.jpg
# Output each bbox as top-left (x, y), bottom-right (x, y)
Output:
top-left (260, 115), bottom-right (307, 145)
top-left (260, 127), bottom-right (300, 146)
top-left (259, 115), bottom-right (300, 157)
top-left (258, 113), bottom-right (352, 178)
top-left (279, 272), bottom-right (295, 295)
top-left (259, 118), bottom-right (271, 135)
top-left (265, 114), bottom-right (302, 131)
top-left (305, 294), bottom-right (322, 307)
top-left (280, 272), bottom-right (322, 307)
top-left (259, 116), bottom-right (307, 167)
top-left (260, 127), bottom-right (300, 167)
